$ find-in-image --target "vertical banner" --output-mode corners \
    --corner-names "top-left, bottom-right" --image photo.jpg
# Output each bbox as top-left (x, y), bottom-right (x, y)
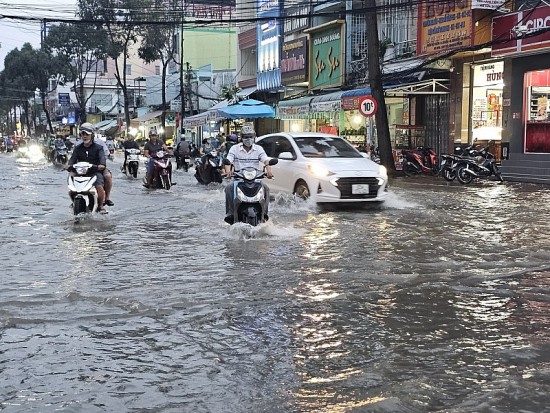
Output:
top-left (308, 22), bottom-right (345, 90)
top-left (257, 0), bottom-right (282, 91)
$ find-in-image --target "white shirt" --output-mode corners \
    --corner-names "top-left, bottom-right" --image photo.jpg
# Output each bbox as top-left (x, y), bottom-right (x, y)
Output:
top-left (226, 143), bottom-right (269, 171)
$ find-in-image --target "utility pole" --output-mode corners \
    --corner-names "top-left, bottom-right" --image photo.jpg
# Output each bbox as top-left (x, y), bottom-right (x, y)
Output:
top-left (365, 0), bottom-right (395, 171)
top-left (179, 0), bottom-right (185, 140)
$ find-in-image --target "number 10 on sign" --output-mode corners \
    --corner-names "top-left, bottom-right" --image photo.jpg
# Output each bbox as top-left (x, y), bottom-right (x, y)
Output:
top-left (358, 96), bottom-right (378, 117)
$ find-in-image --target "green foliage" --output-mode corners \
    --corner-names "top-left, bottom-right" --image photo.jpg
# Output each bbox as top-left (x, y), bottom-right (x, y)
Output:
top-left (221, 85), bottom-right (241, 104)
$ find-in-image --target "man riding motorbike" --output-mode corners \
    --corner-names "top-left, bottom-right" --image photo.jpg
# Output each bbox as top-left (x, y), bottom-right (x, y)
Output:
top-left (67, 124), bottom-right (108, 214)
top-left (223, 125), bottom-right (273, 224)
top-left (143, 129), bottom-right (169, 188)
top-left (121, 134), bottom-right (141, 172)
top-left (175, 137), bottom-right (191, 170)
top-left (74, 123), bottom-right (115, 207)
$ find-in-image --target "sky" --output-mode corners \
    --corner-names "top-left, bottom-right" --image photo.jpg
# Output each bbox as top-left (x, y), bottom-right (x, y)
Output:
top-left (0, 0), bottom-right (77, 70)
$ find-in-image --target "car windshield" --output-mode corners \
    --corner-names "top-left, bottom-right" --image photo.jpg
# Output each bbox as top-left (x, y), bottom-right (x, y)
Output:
top-left (294, 136), bottom-right (362, 158)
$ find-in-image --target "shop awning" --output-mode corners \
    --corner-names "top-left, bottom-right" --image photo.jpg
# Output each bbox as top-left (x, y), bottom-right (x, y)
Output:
top-left (277, 96), bottom-right (312, 119)
top-left (97, 120), bottom-right (118, 134)
top-left (384, 79), bottom-right (450, 96)
top-left (132, 110), bottom-right (163, 122)
top-left (182, 112), bottom-right (209, 128)
top-left (310, 91), bottom-right (344, 113)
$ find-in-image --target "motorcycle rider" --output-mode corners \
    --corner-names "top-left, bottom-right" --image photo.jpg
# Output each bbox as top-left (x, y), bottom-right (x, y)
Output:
top-left (50, 136), bottom-right (66, 161)
top-left (74, 123), bottom-right (115, 207)
top-left (220, 133), bottom-right (238, 157)
top-left (175, 137), bottom-right (191, 169)
top-left (223, 125), bottom-right (273, 224)
top-left (67, 123), bottom-right (108, 214)
top-left (143, 128), bottom-right (168, 188)
top-left (121, 134), bottom-right (141, 172)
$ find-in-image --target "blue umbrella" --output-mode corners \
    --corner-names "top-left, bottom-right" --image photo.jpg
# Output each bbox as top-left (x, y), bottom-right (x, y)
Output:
top-left (217, 99), bottom-right (275, 119)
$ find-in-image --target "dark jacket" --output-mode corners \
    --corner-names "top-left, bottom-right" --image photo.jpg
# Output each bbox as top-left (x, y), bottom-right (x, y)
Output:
top-left (68, 141), bottom-right (106, 167)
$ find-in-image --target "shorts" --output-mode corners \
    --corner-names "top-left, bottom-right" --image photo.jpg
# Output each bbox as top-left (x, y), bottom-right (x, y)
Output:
top-left (93, 171), bottom-right (105, 186)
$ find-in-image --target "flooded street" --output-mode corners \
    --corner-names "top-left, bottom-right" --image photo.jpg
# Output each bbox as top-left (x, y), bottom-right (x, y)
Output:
top-left (1, 151), bottom-right (549, 412)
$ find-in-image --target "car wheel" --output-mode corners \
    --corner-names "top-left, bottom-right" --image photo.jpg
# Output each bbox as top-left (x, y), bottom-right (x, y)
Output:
top-left (294, 180), bottom-right (310, 199)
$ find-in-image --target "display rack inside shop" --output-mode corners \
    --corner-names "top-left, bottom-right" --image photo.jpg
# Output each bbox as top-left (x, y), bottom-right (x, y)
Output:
top-left (529, 86), bottom-right (550, 121)
top-left (394, 125), bottom-right (425, 148)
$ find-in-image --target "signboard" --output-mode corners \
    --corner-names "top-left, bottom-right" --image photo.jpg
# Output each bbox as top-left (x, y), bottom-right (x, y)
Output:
top-left (281, 37), bottom-right (308, 85)
top-left (358, 96), bottom-right (377, 117)
top-left (492, 6), bottom-right (550, 57)
top-left (58, 93), bottom-right (70, 106)
top-left (417, 0), bottom-right (473, 55)
top-left (308, 22), bottom-right (344, 90)
top-left (283, 4), bottom-right (309, 34)
top-left (471, 0), bottom-right (502, 9)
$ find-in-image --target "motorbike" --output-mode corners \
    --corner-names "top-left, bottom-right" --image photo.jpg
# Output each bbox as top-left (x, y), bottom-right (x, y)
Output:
top-left (54, 145), bottom-right (68, 166)
top-left (144, 150), bottom-right (173, 190)
top-left (402, 147), bottom-right (439, 176)
top-left (224, 158), bottom-right (278, 226)
top-left (67, 162), bottom-right (99, 218)
top-left (194, 150), bottom-right (223, 185)
top-left (176, 152), bottom-right (191, 172)
top-left (455, 144), bottom-right (503, 184)
top-left (123, 148), bottom-right (141, 178)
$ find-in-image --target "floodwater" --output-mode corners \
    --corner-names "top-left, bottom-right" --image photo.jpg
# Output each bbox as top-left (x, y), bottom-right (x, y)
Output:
top-left (1, 148), bottom-right (549, 412)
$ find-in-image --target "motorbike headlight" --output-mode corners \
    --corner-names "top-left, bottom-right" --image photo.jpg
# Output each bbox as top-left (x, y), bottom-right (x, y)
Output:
top-left (237, 186), bottom-right (264, 202)
top-left (243, 169), bottom-right (257, 180)
top-left (307, 163), bottom-right (334, 177)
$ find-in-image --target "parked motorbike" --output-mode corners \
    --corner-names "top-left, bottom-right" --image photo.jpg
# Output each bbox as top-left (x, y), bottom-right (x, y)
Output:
top-left (224, 158), bottom-right (279, 226)
top-left (67, 162), bottom-right (99, 218)
top-left (438, 143), bottom-right (477, 182)
top-left (402, 147), bottom-right (439, 176)
top-left (194, 150), bottom-right (223, 185)
top-left (455, 144), bottom-right (503, 184)
top-left (123, 148), bottom-right (141, 178)
top-left (144, 150), bottom-right (173, 190)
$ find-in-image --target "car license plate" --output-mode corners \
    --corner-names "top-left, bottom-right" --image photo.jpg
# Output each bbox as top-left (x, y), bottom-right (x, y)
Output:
top-left (352, 184), bottom-right (369, 194)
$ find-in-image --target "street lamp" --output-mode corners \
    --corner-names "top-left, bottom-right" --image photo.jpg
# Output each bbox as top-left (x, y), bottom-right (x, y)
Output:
top-left (133, 76), bottom-right (146, 111)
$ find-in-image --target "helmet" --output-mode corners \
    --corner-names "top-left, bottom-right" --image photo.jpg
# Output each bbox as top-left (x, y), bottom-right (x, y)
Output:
top-left (80, 122), bottom-right (94, 135)
top-left (149, 127), bottom-right (158, 137)
top-left (229, 133), bottom-right (238, 142)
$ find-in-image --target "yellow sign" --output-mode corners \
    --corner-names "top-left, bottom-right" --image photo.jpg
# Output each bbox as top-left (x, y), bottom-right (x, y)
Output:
top-left (417, 0), bottom-right (473, 55)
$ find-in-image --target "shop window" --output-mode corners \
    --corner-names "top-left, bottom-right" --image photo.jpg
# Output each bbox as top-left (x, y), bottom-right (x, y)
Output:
top-left (524, 69), bottom-right (550, 153)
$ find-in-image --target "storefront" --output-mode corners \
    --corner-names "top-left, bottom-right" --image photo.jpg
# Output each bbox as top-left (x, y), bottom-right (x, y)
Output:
top-left (458, 60), bottom-right (504, 160)
top-left (277, 96), bottom-right (312, 132)
top-left (524, 69), bottom-right (550, 153)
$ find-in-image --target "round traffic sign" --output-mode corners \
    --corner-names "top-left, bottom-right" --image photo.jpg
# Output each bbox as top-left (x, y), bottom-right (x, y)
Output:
top-left (358, 96), bottom-right (378, 117)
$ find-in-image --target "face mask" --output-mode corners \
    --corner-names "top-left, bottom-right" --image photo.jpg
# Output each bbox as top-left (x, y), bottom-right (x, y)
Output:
top-left (242, 137), bottom-right (254, 147)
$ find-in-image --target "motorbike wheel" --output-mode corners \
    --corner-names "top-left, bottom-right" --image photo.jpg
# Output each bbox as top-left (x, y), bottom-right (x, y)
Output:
top-left (430, 163), bottom-right (440, 176)
top-left (402, 162), bottom-right (418, 177)
top-left (493, 165), bottom-right (504, 182)
top-left (160, 175), bottom-right (171, 190)
top-left (442, 168), bottom-right (456, 182)
top-left (456, 165), bottom-right (474, 185)
top-left (131, 164), bottom-right (138, 178)
top-left (294, 180), bottom-right (310, 199)
top-left (73, 198), bottom-right (87, 216)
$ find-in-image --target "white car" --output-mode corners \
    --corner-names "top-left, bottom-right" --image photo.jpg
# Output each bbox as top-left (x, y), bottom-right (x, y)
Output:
top-left (256, 132), bottom-right (388, 203)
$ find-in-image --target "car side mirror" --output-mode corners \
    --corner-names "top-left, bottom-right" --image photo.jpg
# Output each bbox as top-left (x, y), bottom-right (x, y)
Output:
top-left (278, 151), bottom-right (294, 160)
top-left (268, 157), bottom-right (279, 166)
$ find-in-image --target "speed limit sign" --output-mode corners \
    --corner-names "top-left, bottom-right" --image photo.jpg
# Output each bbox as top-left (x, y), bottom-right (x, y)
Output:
top-left (358, 96), bottom-right (378, 117)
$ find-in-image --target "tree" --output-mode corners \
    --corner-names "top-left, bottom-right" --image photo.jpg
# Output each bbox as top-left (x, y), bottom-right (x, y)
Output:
top-left (365, 0), bottom-right (395, 171)
top-left (138, 0), bottom-right (179, 131)
top-left (43, 23), bottom-right (110, 124)
top-left (78, 0), bottom-right (152, 134)
top-left (3, 43), bottom-right (68, 134)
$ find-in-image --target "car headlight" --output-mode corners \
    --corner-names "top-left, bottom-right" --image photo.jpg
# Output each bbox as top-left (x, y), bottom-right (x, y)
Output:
top-left (307, 163), bottom-right (334, 177)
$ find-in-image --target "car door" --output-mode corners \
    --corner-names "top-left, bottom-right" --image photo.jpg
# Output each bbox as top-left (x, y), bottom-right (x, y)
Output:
top-left (257, 135), bottom-right (296, 194)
